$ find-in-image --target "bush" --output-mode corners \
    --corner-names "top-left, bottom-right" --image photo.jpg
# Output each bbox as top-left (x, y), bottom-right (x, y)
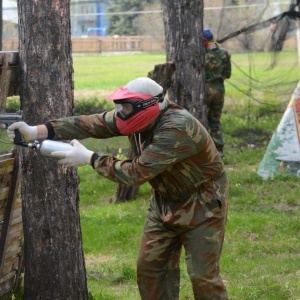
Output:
top-left (5, 96), bottom-right (21, 112)
top-left (5, 97), bottom-right (114, 116)
top-left (74, 98), bottom-right (114, 115)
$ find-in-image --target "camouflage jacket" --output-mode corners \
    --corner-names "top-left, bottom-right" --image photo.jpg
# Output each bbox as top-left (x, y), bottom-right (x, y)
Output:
top-left (49, 100), bottom-right (225, 201)
top-left (205, 44), bottom-right (231, 83)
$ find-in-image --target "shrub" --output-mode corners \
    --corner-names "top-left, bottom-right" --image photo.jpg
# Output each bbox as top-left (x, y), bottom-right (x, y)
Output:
top-left (74, 98), bottom-right (114, 115)
top-left (5, 97), bottom-right (114, 116)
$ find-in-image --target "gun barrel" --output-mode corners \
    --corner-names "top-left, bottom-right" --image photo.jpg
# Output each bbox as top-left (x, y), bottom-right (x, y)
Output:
top-left (0, 111), bottom-right (23, 128)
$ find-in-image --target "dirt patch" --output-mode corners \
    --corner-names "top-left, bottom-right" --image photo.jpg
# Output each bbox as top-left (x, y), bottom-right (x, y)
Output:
top-left (85, 254), bottom-right (115, 267)
top-left (229, 127), bottom-right (271, 148)
top-left (74, 89), bottom-right (110, 100)
top-left (273, 203), bottom-right (300, 211)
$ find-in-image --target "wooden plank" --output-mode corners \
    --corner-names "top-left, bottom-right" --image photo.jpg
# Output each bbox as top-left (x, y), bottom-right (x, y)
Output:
top-left (0, 277), bottom-right (15, 296)
top-left (0, 158), bottom-right (14, 167)
top-left (0, 155), bottom-right (19, 278)
top-left (0, 271), bottom-right (15, 283)
top-left (0, 174), bottom-right (12, 188)
top-left (0, 154), bottom-right (13, 162)
top-left (0, 51), bottom-right (21, 294)
top-left (0, 52), bottom-right (18, 65)
top-left (0, 165), bottom-right (14, 176)
top-left (0, 187), bottom-right (9, 202)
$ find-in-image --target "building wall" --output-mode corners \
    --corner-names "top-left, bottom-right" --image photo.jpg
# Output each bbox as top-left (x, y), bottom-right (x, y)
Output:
top-left (71, 1), bottom-right (110, 37)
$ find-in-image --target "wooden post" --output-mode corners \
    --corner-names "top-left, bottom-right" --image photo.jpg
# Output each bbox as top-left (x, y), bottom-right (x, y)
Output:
top-left (0, 155), bottom-right (20, 275)
top-left (0, 51), bottom-right (22, 298)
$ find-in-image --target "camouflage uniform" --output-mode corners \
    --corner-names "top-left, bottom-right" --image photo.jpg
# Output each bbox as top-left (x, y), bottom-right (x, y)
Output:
top-left (49, 100), bottom-right (229, 299)
top-left (205, 44), bottom-right (231, 152)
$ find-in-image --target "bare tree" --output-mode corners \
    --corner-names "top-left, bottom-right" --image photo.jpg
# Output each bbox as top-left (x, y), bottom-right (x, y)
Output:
top-left (163, 0), bottom-right (207, 126)
top-left (17, 0), bottom-right (88, 299)
top-left (136, 2), bottom-right (165, 48)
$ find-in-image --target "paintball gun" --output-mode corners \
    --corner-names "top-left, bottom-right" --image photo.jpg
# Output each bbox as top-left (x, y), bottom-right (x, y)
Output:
top-left (0, 111), bottom-right (23, 128)
top-left (0, 111), bottom-right (73, 157)
top-left (0, 111), bottom-right (23, 143)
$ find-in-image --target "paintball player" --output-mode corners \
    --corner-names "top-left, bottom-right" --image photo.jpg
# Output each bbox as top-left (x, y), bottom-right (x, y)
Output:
top-left (203, 29), bottom-right (231, 158)
top-left (8, 77), bottom-right (229, 300)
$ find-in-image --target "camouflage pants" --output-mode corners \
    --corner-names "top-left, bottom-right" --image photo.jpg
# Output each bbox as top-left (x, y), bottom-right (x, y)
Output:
top-left (137, 174), bottom-right (229, 300)
top-left (205, 82), bottom-right (225, 151)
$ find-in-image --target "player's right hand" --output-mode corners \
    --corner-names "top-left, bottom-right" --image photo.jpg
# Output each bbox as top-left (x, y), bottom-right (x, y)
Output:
top-left (7, 122), bottom-right (38, 142)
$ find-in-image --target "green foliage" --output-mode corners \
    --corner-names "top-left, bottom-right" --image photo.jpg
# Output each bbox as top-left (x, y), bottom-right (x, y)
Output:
top-left (106, 0), bottom-right (154, 36)
top-left (5, 96), bottom-right (21, 112)
top-left (11, 286), bottom-right (24, 300)
top-left (74, 98), bottom-right (114, 115)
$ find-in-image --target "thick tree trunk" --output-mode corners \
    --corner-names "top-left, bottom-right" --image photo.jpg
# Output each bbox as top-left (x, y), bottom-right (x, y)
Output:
top-left (18, 1), bottom-right (88, 299)
top-left (162, 0), bottom-right (207, 127)
top-left (0, 0), bottom-right (2, 51)
top-left (148, 62), bottom-right (175, 94)
top-left (111, 147), bottom-right (139, 203)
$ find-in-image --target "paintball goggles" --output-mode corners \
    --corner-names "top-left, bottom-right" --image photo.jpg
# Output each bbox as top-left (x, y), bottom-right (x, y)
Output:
top-left (0, 111), bottom-right (72, 157)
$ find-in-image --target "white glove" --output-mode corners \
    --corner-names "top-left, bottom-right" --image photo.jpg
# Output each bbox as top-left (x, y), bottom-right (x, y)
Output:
top-left (51, 139), bottom-right (94, 167)
top-left (7, 121), bottom-right (37, 142)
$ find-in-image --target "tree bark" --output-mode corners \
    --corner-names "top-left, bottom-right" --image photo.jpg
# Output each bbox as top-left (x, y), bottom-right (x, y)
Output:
top-left (0, 0), bottom-right (2, 51)
top-left (162, 0), bottom-right (207, 127)
top-left (111, 147), bottom-right (139, 203)
top-left (18, 1), bottom-right (88, 299)
top-left (148, 62), bottom-right (175, 95)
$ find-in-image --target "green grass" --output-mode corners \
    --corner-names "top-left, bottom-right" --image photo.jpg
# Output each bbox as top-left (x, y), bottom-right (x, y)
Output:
top-left (73, 52), bottom-right (166, 91)
top-left (3, 51), bottom-right (300, 299)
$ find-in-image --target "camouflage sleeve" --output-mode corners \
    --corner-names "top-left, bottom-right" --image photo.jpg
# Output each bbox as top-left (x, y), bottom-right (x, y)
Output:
top-left (49, 110), bottom-right (120, 140)
top-left (93, 110), bottom-right (207, 186)
top-left (222, 50), bottom-right (231, 79)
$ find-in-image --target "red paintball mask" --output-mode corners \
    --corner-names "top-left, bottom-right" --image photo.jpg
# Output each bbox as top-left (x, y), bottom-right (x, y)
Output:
top-left (107, 86), bottom-right (165, 136)
top-left (204, 38), bottom-right (208, 48)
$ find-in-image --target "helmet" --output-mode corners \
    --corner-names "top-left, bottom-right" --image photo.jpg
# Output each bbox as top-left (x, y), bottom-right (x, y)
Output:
top-left (203, 29), bottom-right (214, 42)
top-left (107, 77), bottom-right (163, 101)
top-left (107, 77), bottom-right (166, 136)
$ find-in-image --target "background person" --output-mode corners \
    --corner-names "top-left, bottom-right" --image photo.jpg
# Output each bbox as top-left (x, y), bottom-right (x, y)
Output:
top-left (8, 77), bottom-right (229, 300)
top-left (203, 29), bottom-right (232, 158)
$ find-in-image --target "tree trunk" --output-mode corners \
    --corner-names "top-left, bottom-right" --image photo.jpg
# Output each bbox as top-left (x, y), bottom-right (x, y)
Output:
top-left (18, 1), bottom-right (88, 299)
top-left (148, 62), bottom-right (175, 95)
top-left (111, 147), bottom-right (139, 203)
top-left (0, 0), bottom-right (3, 51)
top-left (162, 0), bottom-right (207, 127)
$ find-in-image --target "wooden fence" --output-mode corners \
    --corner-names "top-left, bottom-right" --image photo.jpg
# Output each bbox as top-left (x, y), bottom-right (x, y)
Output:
top-left (2, 36), bottom-right (165, 53)
top-left (2, 35), bottom-right (297, 54)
